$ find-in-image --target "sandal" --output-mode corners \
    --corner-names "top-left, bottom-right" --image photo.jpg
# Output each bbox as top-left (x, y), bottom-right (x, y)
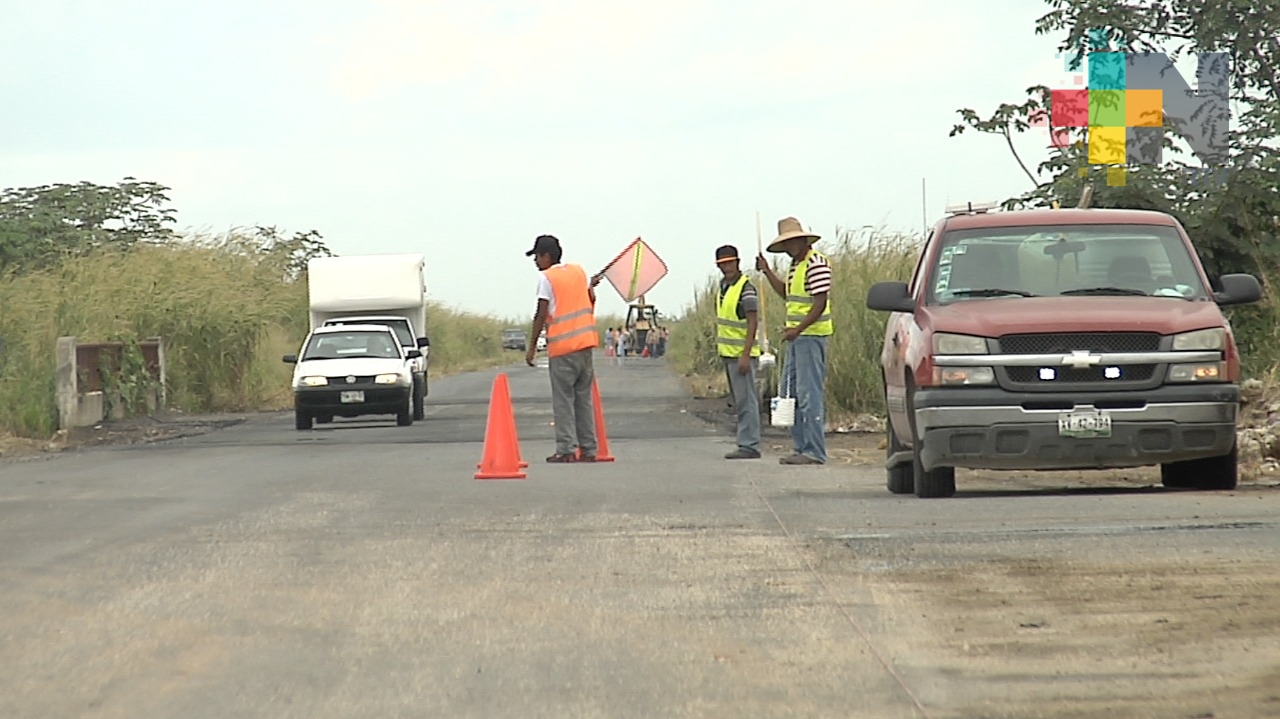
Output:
top-left (546, 453), bottom-right (578, 463)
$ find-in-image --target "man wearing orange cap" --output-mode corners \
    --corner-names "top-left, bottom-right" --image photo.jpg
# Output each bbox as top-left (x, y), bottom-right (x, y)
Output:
top-left (715, 244), bottom-right (762, 459)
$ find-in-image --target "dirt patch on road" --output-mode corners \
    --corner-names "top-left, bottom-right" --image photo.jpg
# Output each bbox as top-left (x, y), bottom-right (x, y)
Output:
top-left (870, 554), bottom-right (1280, 718)
top-left (0, 412), bottom-right (247, 464)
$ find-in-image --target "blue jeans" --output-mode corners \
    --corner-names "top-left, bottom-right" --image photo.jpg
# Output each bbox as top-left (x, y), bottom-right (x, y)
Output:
top-left (784, 335), bottom-right (828, 463)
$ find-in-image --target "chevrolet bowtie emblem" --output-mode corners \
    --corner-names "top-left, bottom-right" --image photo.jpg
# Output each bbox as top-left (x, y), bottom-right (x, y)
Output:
top-left (1062, 350), bottom-right (1101, 369)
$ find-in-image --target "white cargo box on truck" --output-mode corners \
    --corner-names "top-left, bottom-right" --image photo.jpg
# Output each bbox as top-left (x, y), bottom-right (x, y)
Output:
top-left (306, 253), bottom-right (430, 420)
top-left (307, 254), bottom-right (427, 331)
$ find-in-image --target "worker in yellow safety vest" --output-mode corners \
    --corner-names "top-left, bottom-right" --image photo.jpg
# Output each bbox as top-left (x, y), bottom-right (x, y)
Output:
top-left (714, 244), bottom-right (762, 460)
top-left (526, 234), bottom-right (602, 463)
top-left (755, 216), bottom-right (833, 465)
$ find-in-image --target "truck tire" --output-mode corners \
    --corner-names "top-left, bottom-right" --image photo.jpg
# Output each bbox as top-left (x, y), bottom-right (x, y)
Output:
top-left (296, 409), bottom-right (313, 431)
top-left (886, 416), bottom-right (914, 494)
top-left (396, 394), bottom-right (414, 427)
top-left (412, 377), bottom-right (425, 420)
top-left (906, 383), bottom-right (956, 498)
top-left (1161, 441), bottom-right (1238, 490)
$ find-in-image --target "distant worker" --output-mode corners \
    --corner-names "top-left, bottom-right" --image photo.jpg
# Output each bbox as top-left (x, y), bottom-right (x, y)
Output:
top-left (756, 217), bottom-right (832, 465)
top-left (714, 244), bottom-right (762, 460)
top-left (525, 234), bottom-right (602, 463)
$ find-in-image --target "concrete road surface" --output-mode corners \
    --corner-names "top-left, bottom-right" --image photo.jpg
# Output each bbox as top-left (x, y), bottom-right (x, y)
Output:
top-left (2, 353), bottom-right (1278, 719)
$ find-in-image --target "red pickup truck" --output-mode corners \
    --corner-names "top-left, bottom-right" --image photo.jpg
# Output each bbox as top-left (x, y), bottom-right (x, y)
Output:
top-left (866, 203), bottom-right (1263, 498)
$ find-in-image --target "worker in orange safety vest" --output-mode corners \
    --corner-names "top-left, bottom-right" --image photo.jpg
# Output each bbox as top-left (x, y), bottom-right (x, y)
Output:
top-left (525, 234), bottom-right (603, 463)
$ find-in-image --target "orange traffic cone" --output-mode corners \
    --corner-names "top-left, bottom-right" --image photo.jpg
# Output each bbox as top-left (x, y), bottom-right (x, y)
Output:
top-left (588, 378), bottom-right (615, 462)
top-left (479, 378), bottom-right (528, 469)
top-left (474, 373), bottom-right (527, 480)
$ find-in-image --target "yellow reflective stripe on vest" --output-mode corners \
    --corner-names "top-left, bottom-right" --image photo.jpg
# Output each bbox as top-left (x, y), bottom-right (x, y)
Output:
top-left (785, 249), bottom-right (833, 336)
top-left (715, 274), bottom-right (760, 357)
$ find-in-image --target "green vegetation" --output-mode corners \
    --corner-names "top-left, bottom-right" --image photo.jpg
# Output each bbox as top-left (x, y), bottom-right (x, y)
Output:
top-left (0, 180), bottom-right (528, 438)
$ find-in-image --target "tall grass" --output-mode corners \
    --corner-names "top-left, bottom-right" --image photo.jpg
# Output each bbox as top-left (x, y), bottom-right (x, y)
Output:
top-left (0, 238), bottom-right (537, 438)
top-left (669, 227), bottom-right (922, 416)
top-left (424, 302), bottom-right (527, 375)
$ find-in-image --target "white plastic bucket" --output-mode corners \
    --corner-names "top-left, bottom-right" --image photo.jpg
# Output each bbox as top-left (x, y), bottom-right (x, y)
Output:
top-left (771, 396), bottom-right (795, 427)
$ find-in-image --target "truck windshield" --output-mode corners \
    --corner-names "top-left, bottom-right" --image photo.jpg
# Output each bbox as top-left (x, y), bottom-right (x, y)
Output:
top-left (303, 331), bottom-right (403, 360)
top-left (925, 224), bottom-right (1210, 304)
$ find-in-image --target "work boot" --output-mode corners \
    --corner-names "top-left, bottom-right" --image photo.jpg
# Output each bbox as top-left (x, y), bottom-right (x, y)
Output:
top-left (724, 448), bottom-right (761, 460)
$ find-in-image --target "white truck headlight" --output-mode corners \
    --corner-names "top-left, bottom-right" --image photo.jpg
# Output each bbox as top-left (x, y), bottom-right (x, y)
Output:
top-left (933, 333), bottom-right (988, 354)
top-left (299, 376), bottom-right (328, 387)
top-left (1171, 328), bottom-right (1225, 351)
top-left (933, 366), bottom-right (996, 385)
top-left (374, 373), bottom-right (401, 384)
top-left (1167, 362), bottom-right (1225, 382)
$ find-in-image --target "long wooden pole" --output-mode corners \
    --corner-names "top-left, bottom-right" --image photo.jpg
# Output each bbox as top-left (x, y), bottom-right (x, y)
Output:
top-left (755, 211), bottom-right (767, 351)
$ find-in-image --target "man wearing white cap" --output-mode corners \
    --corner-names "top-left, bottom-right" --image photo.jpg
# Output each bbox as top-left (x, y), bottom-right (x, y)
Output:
top-left (755, 217), bottom-right (833, 465)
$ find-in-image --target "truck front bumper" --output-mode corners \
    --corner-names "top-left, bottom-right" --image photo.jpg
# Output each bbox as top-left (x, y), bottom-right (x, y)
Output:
top-left (910, 384), bottom-right (1239, 471)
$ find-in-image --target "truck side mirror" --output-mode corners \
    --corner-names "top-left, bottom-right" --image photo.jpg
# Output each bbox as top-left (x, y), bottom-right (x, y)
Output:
top-left (406, 349), bottom-right (423, 359)
top-left (1214, 273), bottom-right (1263, 306)
top-left (282, 354), bottom-right (297, 364)
top-left (417, 337), bottom-right (430, 347)
top-left (866, 281), bottom-right (915, 313)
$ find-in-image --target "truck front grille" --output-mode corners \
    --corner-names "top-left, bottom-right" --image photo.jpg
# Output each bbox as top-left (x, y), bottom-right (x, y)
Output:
top-left (1006, 365), bottom-right (1157, 383)
top-left (996, 332), bottom-right (1164, 391)
top-left (998, 332), bottom-right (1161, 354)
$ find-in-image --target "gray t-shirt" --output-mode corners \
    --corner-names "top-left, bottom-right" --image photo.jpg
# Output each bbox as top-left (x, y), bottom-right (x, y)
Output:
top-left (719, 276), bottom-right (759, 320)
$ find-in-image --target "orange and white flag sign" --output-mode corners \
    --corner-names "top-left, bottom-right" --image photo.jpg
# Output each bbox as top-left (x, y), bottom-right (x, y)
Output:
top-left (598, 238), bottom-right (668, 302)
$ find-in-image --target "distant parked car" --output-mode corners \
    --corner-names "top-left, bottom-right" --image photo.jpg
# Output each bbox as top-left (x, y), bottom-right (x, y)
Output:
top-left (536, 332), bottom-right (547, 352)
top-left (502, 328), bottom-right (526, 350)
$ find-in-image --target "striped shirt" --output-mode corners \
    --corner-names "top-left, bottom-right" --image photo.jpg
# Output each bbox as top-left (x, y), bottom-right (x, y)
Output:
top-left (787, 252), bottom-right (832, 296)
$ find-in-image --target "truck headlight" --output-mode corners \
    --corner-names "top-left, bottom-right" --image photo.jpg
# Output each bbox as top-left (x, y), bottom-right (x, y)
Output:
top-left (1167, 362), bottom-right (1225, 382)
top-left (933, 366), bottom-right (996, 385)
top-left (299, 376), bottom-right (328, 387)
top-left (933, 333), bottom-right (988, 354)
top-left (374, 373), bottom-right (402, 384)
top-left (1171, 328), bottom-right (1225, 351)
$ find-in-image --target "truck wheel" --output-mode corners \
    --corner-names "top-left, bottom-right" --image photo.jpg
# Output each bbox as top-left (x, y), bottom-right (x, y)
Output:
top-left (906, 384), bottom-right (956, 498)
top-left (886, 415), bottom-right (914, 494)
top-left (396, 394), bottom-right (414, 427)
top-left (1161, 441), bottom-right (1238, 490)
top-left (296, 409), bottom-right (313, 431)
top-left (412, 378), bottom-right (425, 420)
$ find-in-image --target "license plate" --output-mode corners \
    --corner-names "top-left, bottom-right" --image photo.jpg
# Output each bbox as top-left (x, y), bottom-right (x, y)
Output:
top-left (1058, 410), bottom-right (1111, 438)
top-left (340, 390), bottom-right (364, 403)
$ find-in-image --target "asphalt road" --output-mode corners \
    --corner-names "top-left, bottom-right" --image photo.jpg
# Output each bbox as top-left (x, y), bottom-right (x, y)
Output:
top-left (2, 353), bottom-right (1278, 719)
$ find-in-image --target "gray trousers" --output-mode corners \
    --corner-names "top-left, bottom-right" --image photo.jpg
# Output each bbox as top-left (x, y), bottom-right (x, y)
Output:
top-left (723, 355), bottom-right (761, 453)
top-left (549, 347), bottom-right (597, 456)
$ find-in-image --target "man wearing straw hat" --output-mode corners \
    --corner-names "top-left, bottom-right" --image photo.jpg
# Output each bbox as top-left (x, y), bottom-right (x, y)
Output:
top-left (714, 244), bottom-right (762, 460)
top-left (755, 217), bottom-right (833, 465)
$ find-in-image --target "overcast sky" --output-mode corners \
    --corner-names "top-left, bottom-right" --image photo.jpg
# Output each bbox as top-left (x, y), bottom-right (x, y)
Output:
top-left (2, 0), bottom-right (1081, 320)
